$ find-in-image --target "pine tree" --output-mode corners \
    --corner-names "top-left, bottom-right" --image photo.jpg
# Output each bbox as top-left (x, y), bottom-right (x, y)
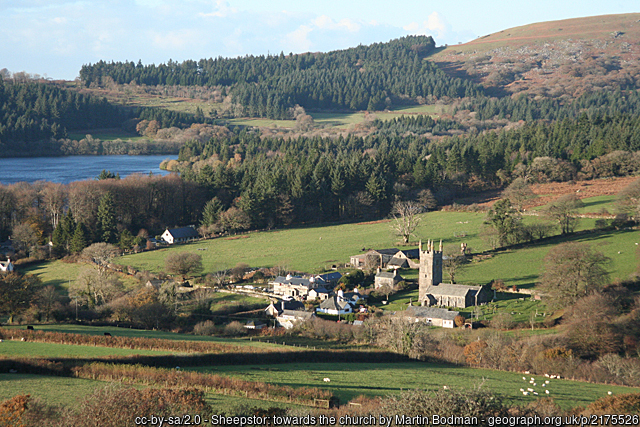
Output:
top-left (97, 192), bottom-right (117, 243)
top-left (70, 222), bottom-right (88, 253)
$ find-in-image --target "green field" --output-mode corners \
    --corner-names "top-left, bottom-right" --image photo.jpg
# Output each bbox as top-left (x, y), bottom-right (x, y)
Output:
top-left (0, 340), bottom-right (175, 358)
top-left (228, 108), bottom-right (440, 130)
top-left (0, 374), bottom-right (107, 406)
top-left (189, 361), bottom-right (638, 410)
top-left (1, 324), bottom-right (275, 348)
top-left (67, 128), bottom-right (147, 142)
top-left (116, 211), bottom-right (490, 275)
top-left (0, 373), bottom-right (301, 412)
top-left (22, 260), bottom-right (139, 292)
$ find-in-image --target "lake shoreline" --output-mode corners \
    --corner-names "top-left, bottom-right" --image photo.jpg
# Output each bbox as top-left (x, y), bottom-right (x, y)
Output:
top-left (0, 154), bottom-right (178, 184)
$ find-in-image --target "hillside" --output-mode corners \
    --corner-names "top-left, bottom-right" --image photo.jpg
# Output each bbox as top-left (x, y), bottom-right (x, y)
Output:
top-left (430, 13), bottom-right (640, 97)
top-left (79, 36), bottom-right (482, 119)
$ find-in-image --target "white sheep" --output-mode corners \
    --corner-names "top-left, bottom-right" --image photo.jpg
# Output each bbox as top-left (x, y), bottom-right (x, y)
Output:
top-left (323, 378), bottom-right (330, 382)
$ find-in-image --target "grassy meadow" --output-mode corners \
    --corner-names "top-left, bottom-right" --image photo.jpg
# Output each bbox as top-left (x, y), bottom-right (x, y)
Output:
top-left (22, 194), bottom-right (639, 300)
top-left (190, 361), bottom-right (638, 410)
top-left (0, 374), bottom-right (107, 406)
top-left (0, 339), bottom-right (176, 358)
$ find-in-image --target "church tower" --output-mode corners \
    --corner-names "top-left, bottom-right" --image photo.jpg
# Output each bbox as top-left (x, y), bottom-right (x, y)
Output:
top-left (418, 239), bottom-right (443, 304)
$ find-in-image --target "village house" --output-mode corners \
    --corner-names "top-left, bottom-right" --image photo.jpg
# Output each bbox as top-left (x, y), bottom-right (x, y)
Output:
top-left (314, 271), bottom-right (342, 286)
top-left (374, 268), bottom-right (402, 289)
top-left (0, 258), bottom-right (14, 273)
top-left (161, 226), bottom-right (199, 244)
top-left (265, 300), bottom-right (305, 317)
top-left (400, 306), bottom-right (460, 328)
top-left (316, 295), bottom-right (354, 316)
top-left (307, 287), bottom-right (332, 301)
top-left (276, 309), bottom-right (315, 329)
top-left (270, 275), bottom-right (320, 299)
top-left (386, 249), bottom-right (420, 269)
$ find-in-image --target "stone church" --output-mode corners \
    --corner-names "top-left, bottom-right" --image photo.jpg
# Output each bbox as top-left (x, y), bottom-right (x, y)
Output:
top-left (418, 239), bottom-right (491, 309)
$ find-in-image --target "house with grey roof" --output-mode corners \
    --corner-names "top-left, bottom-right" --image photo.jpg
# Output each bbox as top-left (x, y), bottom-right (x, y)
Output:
top-left (161, 226), bottom-right (199, 244)
top-left (277, 309), bottom-right (315, 329)
top-left (265, 300), bottom-right (305, 317)
top-left (270, 275), bottom-right (320, 299)
top-left (374, 269), bottom-right (402, 289)
top-left (307, 287), bottom-right (332, 301)
top-left (316, 295), bottom-right (354, 316)
top-left (400, 306), bottom-right (460, 328)
top-left (315, 271), bottom-right (342, 285)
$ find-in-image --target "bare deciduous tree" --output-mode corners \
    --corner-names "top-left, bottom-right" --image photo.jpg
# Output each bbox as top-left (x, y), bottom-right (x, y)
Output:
top-left (164, 252), bottom-right (203, 282)
top-left (390, 200), bottom-right (423, 244)
top-left (443, 246), bottom-right (467, 284)
top-left (70, 268), bottom-right (124, 307)
top-left (501, 177), bottom-right (536, 212)
top-left (82, 243), bottom-right (118, 275)
top-left (539, 242), bottom-right (610, 308)
top-left (544, 194), bottom-right (584, 234)
top-left (616, 178), bottom-right (640, 220)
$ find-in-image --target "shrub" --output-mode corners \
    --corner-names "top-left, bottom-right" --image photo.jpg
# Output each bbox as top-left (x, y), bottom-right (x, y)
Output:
top-left (193, 320), bottom-right (216, 336)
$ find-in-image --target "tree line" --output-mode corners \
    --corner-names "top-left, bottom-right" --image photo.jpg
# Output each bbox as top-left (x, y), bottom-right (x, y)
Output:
top-left (175, 112), bottom-right (640, 234)
top-left (0, 77), bottom-right (213, 153)
top-left (0, 174), bottom-right (208, 258)
top-left (461, 89), bottom-right (640, 122)
top-left (79, 36), bottom-right (484, 118)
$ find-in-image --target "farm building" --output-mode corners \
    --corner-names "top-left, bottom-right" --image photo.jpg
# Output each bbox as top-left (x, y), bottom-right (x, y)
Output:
top-left (400, 306), bottom-right (460, 328)
top-left (161, 227), bottom-right (199, 244)
top-left (244, 320), bottom-right (267, 330)
top-left (350, 248), bottom-right (419, 270)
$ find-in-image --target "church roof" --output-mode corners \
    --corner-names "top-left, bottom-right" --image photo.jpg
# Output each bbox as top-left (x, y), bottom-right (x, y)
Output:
top-left (424, 283), bottom-right (481, 297)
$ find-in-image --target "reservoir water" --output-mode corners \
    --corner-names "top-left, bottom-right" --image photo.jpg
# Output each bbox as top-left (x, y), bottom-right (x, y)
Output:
top-left (0, 155), bottom-right (177, 184)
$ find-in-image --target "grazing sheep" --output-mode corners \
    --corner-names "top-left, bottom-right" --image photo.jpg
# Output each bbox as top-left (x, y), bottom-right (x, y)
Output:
top-left (523, 392), bottom-right (529, 395)
top-left (545, 390), bottom-right (550, 394)
top-left (533, 392), bottom-right (538, 395)
top-left (608, 391), bottom-right (612, 395)
top-left (323, 378), bottom-right (330, 382)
